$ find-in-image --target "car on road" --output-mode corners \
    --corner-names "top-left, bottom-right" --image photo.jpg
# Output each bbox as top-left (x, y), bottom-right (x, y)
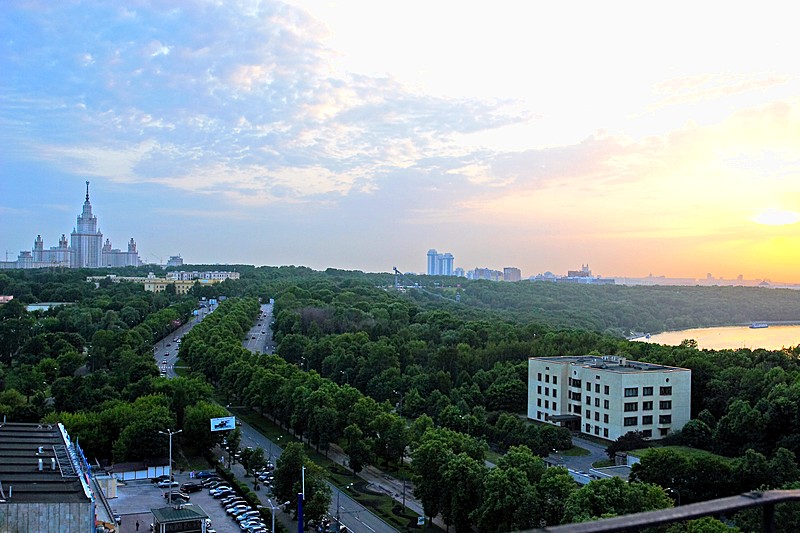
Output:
top-left (157, 480), bottom-right (180, 488)
top-left (251, 336), bottom-right (256, 339)
top-left (166, 343), bottom-right (171, 346)
top-left (195, 470), bottom-right (215, 479)
top-left (162, 359), bottom-right (167, 365)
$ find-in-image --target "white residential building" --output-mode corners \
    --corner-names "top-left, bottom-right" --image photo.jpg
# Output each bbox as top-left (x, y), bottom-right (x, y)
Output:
top-left (527, 355), bottom-right (691, 441)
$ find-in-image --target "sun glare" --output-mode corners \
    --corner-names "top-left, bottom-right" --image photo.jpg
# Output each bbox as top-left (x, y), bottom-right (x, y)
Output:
top-left (752, 209), bottom-right (800, 226)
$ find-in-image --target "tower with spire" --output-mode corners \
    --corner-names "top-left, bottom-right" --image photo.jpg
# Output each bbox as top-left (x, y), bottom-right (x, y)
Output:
top-left (70, 181), bottom-right (104, 268)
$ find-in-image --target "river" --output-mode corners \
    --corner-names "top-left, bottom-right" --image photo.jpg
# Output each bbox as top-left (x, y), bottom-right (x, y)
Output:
top-left (634, 324), bottom-right (800, 351)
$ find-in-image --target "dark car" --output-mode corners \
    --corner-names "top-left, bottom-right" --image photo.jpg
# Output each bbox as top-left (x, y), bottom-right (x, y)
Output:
top-left (165, 492), bottom-right (190, 503)
top-left (195, 470), bottom-right (216, 479)
top-left (151, 474), bottom-right (171, 484)
top-left (181, 482), bottom-right (203, 493)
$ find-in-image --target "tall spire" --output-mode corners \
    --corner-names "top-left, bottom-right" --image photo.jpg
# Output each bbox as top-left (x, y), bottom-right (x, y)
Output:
top-left (85, 180), bottom-right (90, 202)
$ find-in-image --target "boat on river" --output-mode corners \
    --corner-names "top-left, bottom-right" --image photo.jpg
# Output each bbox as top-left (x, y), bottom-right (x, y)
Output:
top-left (749, 322), bottom-right (769, 329)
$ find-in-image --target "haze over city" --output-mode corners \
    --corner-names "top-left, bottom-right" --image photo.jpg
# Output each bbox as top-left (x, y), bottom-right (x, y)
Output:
top-left (2, 1), bottom-right (799, 282)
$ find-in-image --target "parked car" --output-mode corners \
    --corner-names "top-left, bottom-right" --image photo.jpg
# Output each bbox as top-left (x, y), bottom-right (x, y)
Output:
top-left (236, 511), bottom-right (260, 522)
top-left (180, 482), bottom-right (202, 493)
top-left (165, 492), bottom-right (190, 503)
top-left (157, 480), bottom-right (180, 488)
top-left (226, 504), bottom-right (250, 515)
top-left (214, 489), bottom-right (236, 499)
top-left (195, 470), bottom-right (215, 478)
top-left (151, 474), bottom-right (171, 484)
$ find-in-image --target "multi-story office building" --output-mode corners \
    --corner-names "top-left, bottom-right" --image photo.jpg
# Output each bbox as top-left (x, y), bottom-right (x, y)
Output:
top-left (426, 249), bottom-right (454, 276)
top-left (528, 355), bottom-right (691, 441)
top-left (503, 267), bottom-right (522, 281)
top-left (1, 182), bottom-right (142, 270)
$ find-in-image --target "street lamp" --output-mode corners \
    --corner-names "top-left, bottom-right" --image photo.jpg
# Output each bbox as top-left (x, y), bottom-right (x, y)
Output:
top-left (260, 499), bottom-right (280, 533)
top-left (158, 429), bottom-right (182, 506)
top-left (667, 487), bottom-right (681, 506)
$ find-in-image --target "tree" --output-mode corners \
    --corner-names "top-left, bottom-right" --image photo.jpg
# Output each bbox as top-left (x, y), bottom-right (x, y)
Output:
top-left (342, 424), bottom-right (371, 475)
top-left (605, 430), bottom-right (650, 461)
top-left (440, 453), bottom-right (486, 532)
top-left (562, 477), bottom-right (673, 523)
top-left (182, 400), bottom-right (228, 454)
top-left (536, 467), bottom-right (577, 526)
top-left (474, 466), bottom-right (537, 532)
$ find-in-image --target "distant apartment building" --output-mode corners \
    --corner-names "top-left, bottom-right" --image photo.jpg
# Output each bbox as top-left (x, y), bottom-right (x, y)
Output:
top-left (528, 355), bottom-right (691, 441)
top-left (166, 255), bottom-right (184, 267)
top-left (426, 249), bottom-right (454, 276)
top-left (1, 182), bottom-right (142, 270)
top-left (503, 267), bottom-right (522, 282)
top-left (167, 270), bottom-right (240, 281)
top-left (87, 270), bottom-right (235, 295)
top-left (468, 267), bottom-right (502, 281)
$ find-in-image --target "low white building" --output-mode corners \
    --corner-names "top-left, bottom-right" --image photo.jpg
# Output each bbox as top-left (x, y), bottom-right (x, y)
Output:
top-left (528, 355), bottom-right (691, 441)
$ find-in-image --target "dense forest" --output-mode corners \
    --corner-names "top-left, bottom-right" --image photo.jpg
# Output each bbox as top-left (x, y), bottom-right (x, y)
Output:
top-left (3, 266), bottom-right (800, 531)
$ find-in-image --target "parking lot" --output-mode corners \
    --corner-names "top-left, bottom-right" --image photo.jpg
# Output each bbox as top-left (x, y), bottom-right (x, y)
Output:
top-left (111, 472), bottom-right (245, 533)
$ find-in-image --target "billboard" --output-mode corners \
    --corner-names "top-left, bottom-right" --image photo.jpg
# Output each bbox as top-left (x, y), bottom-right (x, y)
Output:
top-left (210, 416), bottom-right (236, 432)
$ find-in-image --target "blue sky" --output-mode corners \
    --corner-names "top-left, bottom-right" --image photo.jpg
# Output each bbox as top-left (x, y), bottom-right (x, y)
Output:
top-left (2, 1), bottom-right (800, 281)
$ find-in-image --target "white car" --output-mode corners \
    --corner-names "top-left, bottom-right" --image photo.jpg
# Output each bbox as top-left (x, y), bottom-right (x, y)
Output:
top-left (157, 480), bottom-right (179, 488)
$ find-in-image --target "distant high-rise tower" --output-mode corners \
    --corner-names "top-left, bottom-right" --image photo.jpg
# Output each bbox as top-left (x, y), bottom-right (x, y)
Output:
top-left (70, 181), bottom-right (103, 268)
top-left (426, 249), bottom-right (455, 276)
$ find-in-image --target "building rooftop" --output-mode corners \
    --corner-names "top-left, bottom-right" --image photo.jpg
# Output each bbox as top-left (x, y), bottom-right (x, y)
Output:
top-left (531, 355), bottom-right (688, 373)
top-left (151, 505), bottom-right (209, 523)
top-left (0, 422), bottom-right (91, 504)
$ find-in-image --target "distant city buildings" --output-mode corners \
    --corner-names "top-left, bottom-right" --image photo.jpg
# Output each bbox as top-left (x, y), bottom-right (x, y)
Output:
top-left (166, 255), bottom-right (184, 267)
top-left (426, 249), bottom-right (454, 276)
top-left (1, 181), bottom-right (142, 270)
top-left (87, 270), bottom-right (238, 295)
top-left (503, 267), bottom-right (521, 282)
top-left (528, 355), bottom-right (691, 442)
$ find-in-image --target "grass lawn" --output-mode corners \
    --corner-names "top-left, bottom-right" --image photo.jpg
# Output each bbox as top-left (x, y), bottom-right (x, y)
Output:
top-left (562, 446), bottom-right (591, 457)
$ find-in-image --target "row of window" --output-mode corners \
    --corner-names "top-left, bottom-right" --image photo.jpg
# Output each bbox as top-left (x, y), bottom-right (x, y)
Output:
top-left (625, 386), bottom-right (672, 396)
top-left (536, 385), bottom-right (558, 398)
top-left (624, 400), bottom-right (672, 411)
top-left (536, 372), bottom-right (558, 385)
top-left (623, 415), bottom-right (672, 426)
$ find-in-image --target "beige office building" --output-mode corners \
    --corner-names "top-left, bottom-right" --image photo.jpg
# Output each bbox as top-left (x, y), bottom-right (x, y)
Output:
top-left (528, 355), bottom-right (691, 441)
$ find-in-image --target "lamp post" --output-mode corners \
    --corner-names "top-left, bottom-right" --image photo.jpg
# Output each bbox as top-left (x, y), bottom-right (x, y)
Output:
top-left (667, 487), bottom-right (681, 506)
top-left (158, 429), bottom-right (182, 506)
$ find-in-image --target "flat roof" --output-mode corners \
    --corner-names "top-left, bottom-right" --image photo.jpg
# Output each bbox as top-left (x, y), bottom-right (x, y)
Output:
top-left (531, 355), bottom-right (689, 373)
top-left (0, 422), bottom-right (91, 504)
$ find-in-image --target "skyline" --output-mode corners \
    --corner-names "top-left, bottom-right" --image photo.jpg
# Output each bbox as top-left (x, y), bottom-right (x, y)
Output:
top-left (2, 2), bottom-right (799, 282)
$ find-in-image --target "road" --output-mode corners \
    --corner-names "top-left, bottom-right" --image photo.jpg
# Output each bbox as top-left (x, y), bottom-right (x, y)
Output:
top-left (152, 304), bottom-right (215, 378)
top-left (236, 303), bottom-right (398, 533)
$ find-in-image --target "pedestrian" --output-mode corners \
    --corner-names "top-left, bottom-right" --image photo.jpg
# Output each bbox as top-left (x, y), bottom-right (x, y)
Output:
top-left (136, 520), bottom-right (140, 531)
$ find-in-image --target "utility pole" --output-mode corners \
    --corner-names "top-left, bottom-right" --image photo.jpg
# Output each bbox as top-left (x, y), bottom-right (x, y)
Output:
top-left (158, 429), bottom-right (182, 506)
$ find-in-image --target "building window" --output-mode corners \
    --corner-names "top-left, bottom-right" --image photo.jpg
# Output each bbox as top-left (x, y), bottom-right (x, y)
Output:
top-left (545, 374), bottom-right (550, 383)
top-left (603, 428), bottom-right (609, 438)
top-left (594, 412), bottom-right (599, 421)
top-left (643, 387), bottom-right (653, 396)
top-left (642, 429), bottom-right (653, 438)
top-left (585, 423), bottom-right (591, 433)
top-left (586, 382), bottom-right (591, 391)
top-left (659, 414), bottom-right (672, 424)
top-left (537, 411), bottom-right (543, 420)
top-left (553, 376), bottom-right (558, 385)
top-left (660, 400), bottom-right (672, 410)
top-left (624, 387), bottom-right (638, 397)
top-left (660, 428), bottom-right (669, 437)
top-left (603, 399), bottom-right (609, 409)
top-left (545, 387), bottom-right (549, 396)
top-left (538, 373), bottom-right (542, 381)
top-left (537, 385), bottom-right (542, 394)
top-left (574, 405), bottom-right (581, 414)
top-left (585, 410), bottom-right (591, 418)
top-left (660, 386), bottom-right (673, 395)
top-left (553, 389), bottom-right (557, 398)
top-left (545, 400), bottom-right (549, 409)
top-left (595, 384), bottom-right (600, 393)
top-left (586, 396), bottom-right (591, 405)
top-left (624, 402), bottom-right (638, 412)
top-left (603, 414), bottom-right (609, 423)
top-left (537, 398), bottom-right (542, 407)
top-left (624, 416), bottom-right (638, 426)
top-left (568, 404), bottom-right (572, 413)
top-left (594, 426), bottom-right (600, 435)
top-left (595, 398), bottom-right (600, 407)
top-left (642, 415), bottom-right (653, 424)
top-left (604, 385), bottom-right (610, 395)
top-left (643, 401), bottom-right (653, 411)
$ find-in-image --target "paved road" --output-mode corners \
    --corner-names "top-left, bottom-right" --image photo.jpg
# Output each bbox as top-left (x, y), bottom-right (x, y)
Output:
top-left (153, 305), bottom-right (214, 378)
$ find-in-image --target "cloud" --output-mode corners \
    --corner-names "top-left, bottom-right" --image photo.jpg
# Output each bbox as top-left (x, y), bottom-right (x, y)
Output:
top-left (752, 209), bottom-right (800, 226)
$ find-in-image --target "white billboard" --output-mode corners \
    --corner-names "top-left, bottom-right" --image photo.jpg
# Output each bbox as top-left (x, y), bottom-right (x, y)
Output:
top-left (210, 416), bottom-right (236, 432)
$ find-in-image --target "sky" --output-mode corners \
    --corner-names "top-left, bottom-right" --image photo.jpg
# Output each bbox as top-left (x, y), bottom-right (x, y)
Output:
top-left (2, 1), bottom-right (799, 282)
